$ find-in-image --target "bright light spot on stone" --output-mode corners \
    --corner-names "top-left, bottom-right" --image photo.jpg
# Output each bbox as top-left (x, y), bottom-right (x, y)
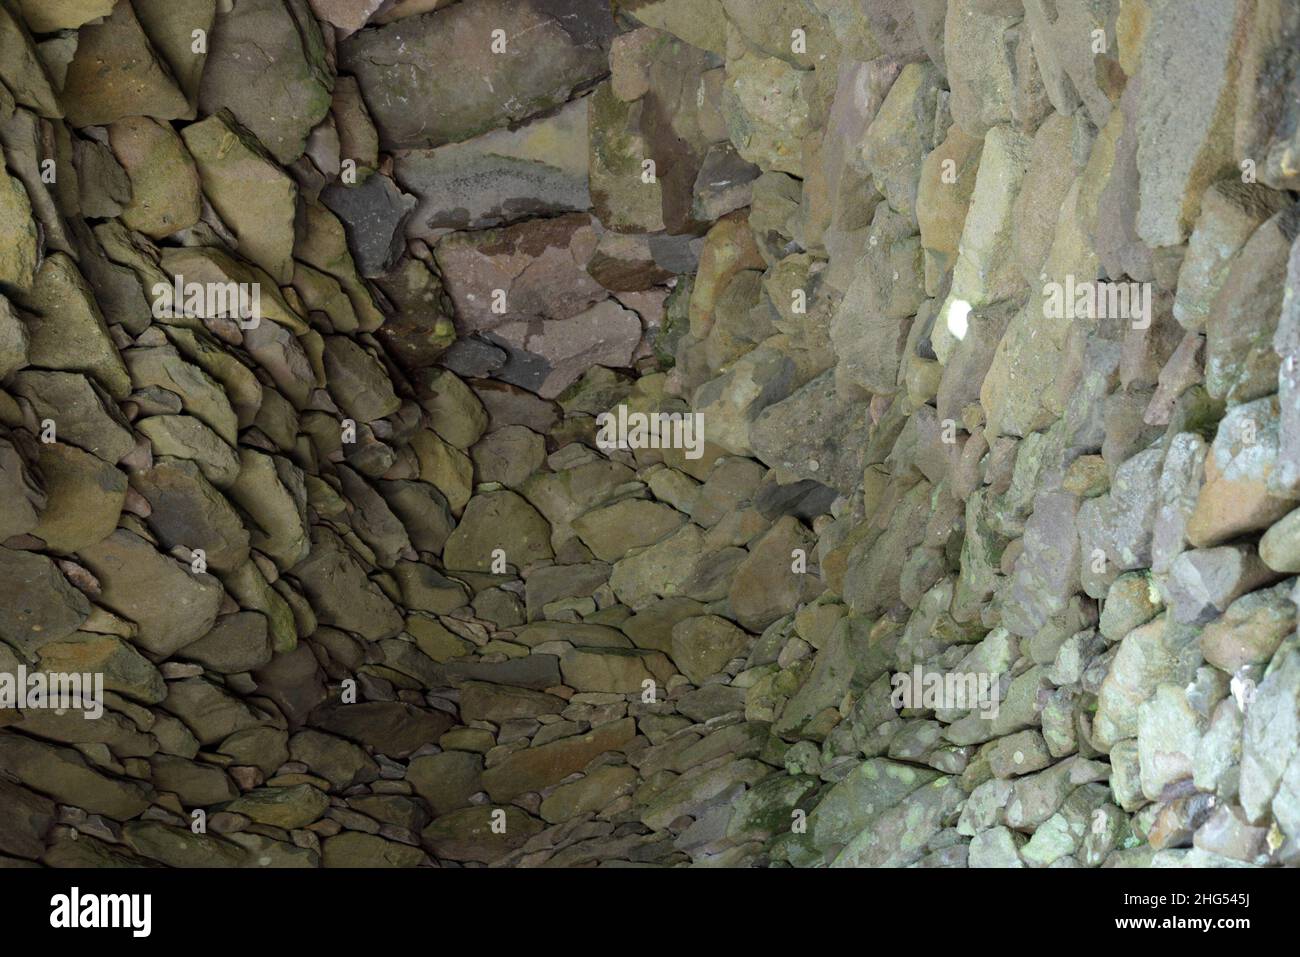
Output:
top-left (946, 298), bottom-right (971, 341)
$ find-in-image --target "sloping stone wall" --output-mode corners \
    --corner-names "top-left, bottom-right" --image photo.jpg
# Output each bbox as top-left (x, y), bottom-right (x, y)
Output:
top-left (1, 0), bottom-right (1299, 868)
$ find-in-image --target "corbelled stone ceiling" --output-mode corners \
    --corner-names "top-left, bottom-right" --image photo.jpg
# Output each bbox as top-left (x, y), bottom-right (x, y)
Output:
top-left (1, 0), bottom-right (1299, 869)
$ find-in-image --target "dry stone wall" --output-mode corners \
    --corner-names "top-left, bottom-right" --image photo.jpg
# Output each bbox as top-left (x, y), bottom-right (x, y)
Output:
top-left (1, 0), bottom-right (1299, 869)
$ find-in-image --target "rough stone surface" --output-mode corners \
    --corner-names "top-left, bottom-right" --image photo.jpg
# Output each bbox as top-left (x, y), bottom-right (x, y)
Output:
top-left (338, 0), bottom-right (614, 150)
top-left (0, 0), bottom-right (1294, 875)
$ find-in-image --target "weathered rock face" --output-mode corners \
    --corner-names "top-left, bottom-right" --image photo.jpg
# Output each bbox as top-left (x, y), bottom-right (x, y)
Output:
top-left (199, 0), bottom-right (333, 165)
top-left (338, 0), bottom-right (614, 150)
top-left (0, 0), bottom-right (1295, 875)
